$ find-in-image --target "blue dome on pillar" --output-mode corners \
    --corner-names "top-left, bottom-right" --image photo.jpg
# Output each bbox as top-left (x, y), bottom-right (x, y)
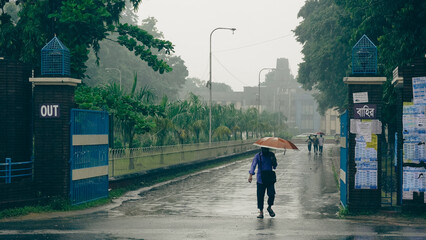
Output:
top-left (352, 35), bottom-right (377, 75)
top-left (41, 36), bottom-right (70, 76)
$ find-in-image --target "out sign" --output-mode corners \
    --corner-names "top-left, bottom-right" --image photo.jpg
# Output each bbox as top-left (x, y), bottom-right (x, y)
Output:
top-left (39, 104), bottom-right (60, 118)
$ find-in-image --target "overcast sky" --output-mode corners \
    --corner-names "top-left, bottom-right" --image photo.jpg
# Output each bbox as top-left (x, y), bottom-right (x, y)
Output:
top-left (138, 0), bottom-right (306, 92)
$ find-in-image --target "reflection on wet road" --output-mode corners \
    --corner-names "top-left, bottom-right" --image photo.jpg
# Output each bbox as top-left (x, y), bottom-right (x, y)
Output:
top-left (1, 144), bottom-right (425, 239)
top-left (113, 145), bottom-right (339, 220)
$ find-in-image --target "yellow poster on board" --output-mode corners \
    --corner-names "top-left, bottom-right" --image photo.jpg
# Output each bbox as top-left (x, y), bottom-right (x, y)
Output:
top-left (366, 134), bottom-right (377, 150)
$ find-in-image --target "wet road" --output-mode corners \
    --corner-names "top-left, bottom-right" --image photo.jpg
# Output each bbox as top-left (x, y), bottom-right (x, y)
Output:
top-left (1, 144), bottom-right (425, 239)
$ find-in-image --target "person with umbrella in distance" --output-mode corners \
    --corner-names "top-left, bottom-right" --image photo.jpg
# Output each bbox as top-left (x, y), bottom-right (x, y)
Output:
top-left (248, 147), bottom-right (277, 218)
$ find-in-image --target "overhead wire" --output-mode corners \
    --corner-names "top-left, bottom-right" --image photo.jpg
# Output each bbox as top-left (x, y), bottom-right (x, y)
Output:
top-left (194, 33), bottom-right (295, 87)
top-left (215, 33), bottom-right (294, 53)
top-left (212, 54), bottom-right (248, 86)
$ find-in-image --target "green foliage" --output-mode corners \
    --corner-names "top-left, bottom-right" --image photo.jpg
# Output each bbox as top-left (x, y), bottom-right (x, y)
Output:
top-left (294, 0), bottom-right (351, 114)
top-left (76, 81), bottom-right (292, 147)
top-left (84, 17), bottom-right (187, 99)
top-left (75, 78), bottom-right (163, 148)
top-left (115, 23), bottom-right (173, 74)
top-left (338, 205), bottom-right (349, 218)
top-left (0, 205), bottom-right (50, 219)
top-left (213, 125), bottom-right (232, 141)
top-left (295, 0), bottom-right (426, 114)
top-left (0, 0), bottom-right (174, 78)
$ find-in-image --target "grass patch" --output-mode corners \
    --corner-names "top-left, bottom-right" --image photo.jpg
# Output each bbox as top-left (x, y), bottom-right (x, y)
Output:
top-left (337, 207), bottom-right (379, 218)
top-left (327, 148), bottom-right (340, 191)
top-left (338, 205), bottom-right (349, 218)
top-left (400, 210), bottom-right (426, 219)
top-left (0, 152), bottom-right (253, 220)
top-left (0, 206), bottom-right (51, 219)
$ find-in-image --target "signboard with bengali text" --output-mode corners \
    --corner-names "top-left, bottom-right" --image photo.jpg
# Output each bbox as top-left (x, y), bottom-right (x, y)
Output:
top-left (354, 104), bottom-right (376, 119)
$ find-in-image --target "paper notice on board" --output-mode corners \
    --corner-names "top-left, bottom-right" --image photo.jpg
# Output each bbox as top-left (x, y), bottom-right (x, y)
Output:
top-left (350, 119), bottom-right (382, 134)
top-left (359, 121), bottom-right (372, 134)
top-left (417, 114), bottom-right (426, 128)
top-left (369, 120), bottom-right (382, 134)
top-left (366, 134), bottom-right (378, 149)
top-left (358, 122), bottom-right (372, 142)
top-left (353, 92), bottom-right (368, 103)
top-left (413, 77), bottom-right (426, 105)
top-left (403, 191), bottom-right (413, 200)
top-left (355, 169), bottom-right (377, 189)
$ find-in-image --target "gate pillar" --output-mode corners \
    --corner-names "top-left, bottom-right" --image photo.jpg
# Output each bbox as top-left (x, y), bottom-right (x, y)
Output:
top-left (343, 34), bottom-right (388, 211)
top-left (30, 77), bottom-right (81, 198)
top-left (343, 76), bottom-right (385, 211)
top-left (392, 56), bottom-right (426, 210)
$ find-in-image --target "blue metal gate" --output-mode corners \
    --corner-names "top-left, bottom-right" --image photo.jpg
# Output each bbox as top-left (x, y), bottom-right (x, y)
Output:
top-left (340, 111), bottom-right (348, 207)
top-left (70, 109), bottom-right (109, 205)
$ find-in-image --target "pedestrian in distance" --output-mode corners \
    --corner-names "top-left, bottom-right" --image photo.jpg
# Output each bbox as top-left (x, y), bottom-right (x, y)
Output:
top-left (318, 134), bottom-right (325, 154)
top-left (313, 135), bottom-right (319, 154)
top-left (248, 147), bottom-right (277, 219)
top-left (306, 136), bottom-right (313, 153)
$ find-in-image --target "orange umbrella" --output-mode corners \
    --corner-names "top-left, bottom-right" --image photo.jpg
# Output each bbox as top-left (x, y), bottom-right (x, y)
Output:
top-left (253, 137), bottom-right (299, 150)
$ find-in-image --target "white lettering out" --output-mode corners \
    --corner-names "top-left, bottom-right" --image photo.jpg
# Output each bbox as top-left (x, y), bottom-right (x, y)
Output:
top-left (40, 104), bottom-right (60, 117)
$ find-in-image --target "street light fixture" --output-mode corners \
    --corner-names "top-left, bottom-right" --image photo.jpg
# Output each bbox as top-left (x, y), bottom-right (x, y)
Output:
top-left (208, 27), bottom-right (236, 145)
top-left (257, 67), bottom-right (275, 136)
top-left (105, 68), bottom-right (122, 90)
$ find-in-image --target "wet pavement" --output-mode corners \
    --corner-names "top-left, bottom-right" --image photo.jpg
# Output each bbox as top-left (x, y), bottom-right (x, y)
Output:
top-left (1, 144), bottom-right (425, 239)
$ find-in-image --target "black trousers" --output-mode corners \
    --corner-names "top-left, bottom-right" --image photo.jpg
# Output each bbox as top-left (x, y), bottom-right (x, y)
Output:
top-left (257, 182), bottom-right (275, 210)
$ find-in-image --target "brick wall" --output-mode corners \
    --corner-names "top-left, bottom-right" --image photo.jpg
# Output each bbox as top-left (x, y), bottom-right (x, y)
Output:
top-left (347, 83), bottom-right (383, 211)
top-left (399, 57), bottom-right (426, 209)
top-left (33, 85), bottom-right (77, 198)
top-left (0, 60), bottom-right (34, 207)
top-left (0, 60), bottom-right (32, 166)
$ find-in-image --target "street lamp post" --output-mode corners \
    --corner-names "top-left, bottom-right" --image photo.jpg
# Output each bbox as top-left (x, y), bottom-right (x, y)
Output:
top-left (208, 27), bottom-right (236, 145)
top-left (257, 67), bottom-right (275, 136)
top-left (105, 67), bottom-right (122, 90)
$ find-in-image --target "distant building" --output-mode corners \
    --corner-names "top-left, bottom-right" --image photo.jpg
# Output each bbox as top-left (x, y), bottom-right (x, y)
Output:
top-left (184, 57), bottom-right (340, 135)
top-left (321, 108), bottom-right (341, 136)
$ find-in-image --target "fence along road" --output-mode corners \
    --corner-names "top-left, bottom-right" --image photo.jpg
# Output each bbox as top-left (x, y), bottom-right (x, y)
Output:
top-left (108, 140), bottom-right (257, 178)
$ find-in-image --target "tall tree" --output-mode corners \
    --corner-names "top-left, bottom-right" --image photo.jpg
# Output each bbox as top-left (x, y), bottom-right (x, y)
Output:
top-left (335, 0), bottom-right (426, 77)
top-left (294, 0), bottom-right (352, 114)
top-left (84, 16), bottom-right (188, 100)
top-left (0, 0), bottom-right (174, 78)
top-left (295, 0), bottom-right (426, 115)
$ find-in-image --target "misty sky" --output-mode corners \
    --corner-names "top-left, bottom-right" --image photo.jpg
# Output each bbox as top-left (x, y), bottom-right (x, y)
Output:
top-left (138, 0), bottom-right (306, 91)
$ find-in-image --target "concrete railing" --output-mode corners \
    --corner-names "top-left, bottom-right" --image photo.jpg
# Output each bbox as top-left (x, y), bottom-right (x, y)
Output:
top-left (108, 140), bottom-right (257, 178)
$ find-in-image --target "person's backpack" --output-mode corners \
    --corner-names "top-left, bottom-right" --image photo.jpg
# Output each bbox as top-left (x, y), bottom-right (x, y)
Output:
top-left (259, 154), bottom-right (276, 185)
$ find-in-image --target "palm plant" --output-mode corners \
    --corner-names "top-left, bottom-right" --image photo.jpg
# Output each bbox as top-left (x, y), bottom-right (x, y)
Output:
top-left (213, 125), bottom-right (232, 141)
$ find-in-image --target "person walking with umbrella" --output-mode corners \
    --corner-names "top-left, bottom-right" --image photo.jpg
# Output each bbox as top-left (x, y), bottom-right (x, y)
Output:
top-left (248, 147), bottom-right (277, 218)
top-left (249, 137), bottom-right (298, 218)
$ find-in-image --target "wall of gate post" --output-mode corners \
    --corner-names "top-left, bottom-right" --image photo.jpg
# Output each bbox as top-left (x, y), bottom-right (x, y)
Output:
top-left (342, 35), bottom-right (386, 211)
top-left (343, 77), bottom-right (386, 211)
top-left (30, 77), bottom-right (81, 199)
top-left (392, 56), bottom-right (426, 210)
top-left (0, 59), bottom-right (36, 208)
